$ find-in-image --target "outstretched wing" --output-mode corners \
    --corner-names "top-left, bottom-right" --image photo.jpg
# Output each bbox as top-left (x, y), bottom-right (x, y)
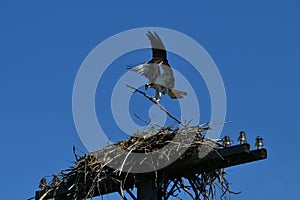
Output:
top-left (147, 31), bottom-right (167, 64)
top-left (129, 31), bottom-right (166, 83)
top-left (130, 32), bottom-right (173, 85)
top-left (147, 31), bottom-right (175, 89)
top-left (130, 63), bottom-right (160, 83)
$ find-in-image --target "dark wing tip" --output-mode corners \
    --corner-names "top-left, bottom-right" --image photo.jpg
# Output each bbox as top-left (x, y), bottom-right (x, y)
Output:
top-left (146, 31), bottom-right (154, 40)
top-left (146, 31), bottom-right (167, 63)
top-left (154, 32), bottom-right (164, 45)
top-left (146, 31), bottom-right (166, 50)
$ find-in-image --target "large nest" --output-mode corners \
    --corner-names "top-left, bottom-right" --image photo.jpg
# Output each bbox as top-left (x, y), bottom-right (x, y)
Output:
top-left (37, 125), bottom-right (238, 200)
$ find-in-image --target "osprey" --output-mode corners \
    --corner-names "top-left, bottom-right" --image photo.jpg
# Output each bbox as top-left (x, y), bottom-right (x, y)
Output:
top-left (129, 31), bottom-right (187, 101)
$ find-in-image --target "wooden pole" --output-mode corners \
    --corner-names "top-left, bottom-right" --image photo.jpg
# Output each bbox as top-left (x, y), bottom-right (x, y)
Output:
top-left (137, 173), bottom-right (161, 200)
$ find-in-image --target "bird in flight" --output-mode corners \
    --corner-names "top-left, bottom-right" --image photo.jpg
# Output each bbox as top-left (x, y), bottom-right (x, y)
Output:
top-left (129, 31), bottom-right (187, 101)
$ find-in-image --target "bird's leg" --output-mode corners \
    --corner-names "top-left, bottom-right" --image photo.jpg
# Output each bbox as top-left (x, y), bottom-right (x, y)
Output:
top-left (155, 87), bottom-right (162, 102)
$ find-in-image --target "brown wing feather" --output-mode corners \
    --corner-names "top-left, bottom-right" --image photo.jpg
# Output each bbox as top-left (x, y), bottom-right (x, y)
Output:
top-left (147, 31), bottom-right (167, 64)
top-left (131, 63), bottom-right (160, 83)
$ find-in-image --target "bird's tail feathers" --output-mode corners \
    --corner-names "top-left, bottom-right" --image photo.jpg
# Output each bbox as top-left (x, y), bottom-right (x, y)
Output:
top-left (168, 89), bottom-right (187, 99)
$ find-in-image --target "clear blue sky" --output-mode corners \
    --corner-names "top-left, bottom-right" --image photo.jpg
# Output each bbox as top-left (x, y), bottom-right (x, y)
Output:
top-left (0, 0), bottom-right (299, 199)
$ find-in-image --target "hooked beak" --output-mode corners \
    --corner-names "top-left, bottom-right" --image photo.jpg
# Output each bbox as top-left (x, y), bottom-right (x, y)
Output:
top-left (145, 83), bottom-right (149, 90)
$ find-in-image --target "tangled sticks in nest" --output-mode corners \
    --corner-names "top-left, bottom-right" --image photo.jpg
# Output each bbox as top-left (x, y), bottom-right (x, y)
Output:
top-left (38, 125), bottom-right (238, 200)
top-left (91, 125), bottom-right (216, 173)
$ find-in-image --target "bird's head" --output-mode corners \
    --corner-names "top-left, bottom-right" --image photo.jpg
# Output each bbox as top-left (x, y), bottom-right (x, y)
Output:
top-left (145, 83), bottom-right (152, 90)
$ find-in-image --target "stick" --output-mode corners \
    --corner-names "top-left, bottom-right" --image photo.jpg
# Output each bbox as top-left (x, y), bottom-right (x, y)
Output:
top-left (126, 84), bottom-right (185, 126)
top-left (39, 189), bottom-right (53, 200)
top-left (133, 113), bottom-right (161, 129)
top-left (118, 148), bottom-right (134, 176)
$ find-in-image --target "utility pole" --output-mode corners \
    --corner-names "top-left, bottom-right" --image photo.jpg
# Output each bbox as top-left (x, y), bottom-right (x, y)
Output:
top-left (136, 173), bottom-right (161, 200)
